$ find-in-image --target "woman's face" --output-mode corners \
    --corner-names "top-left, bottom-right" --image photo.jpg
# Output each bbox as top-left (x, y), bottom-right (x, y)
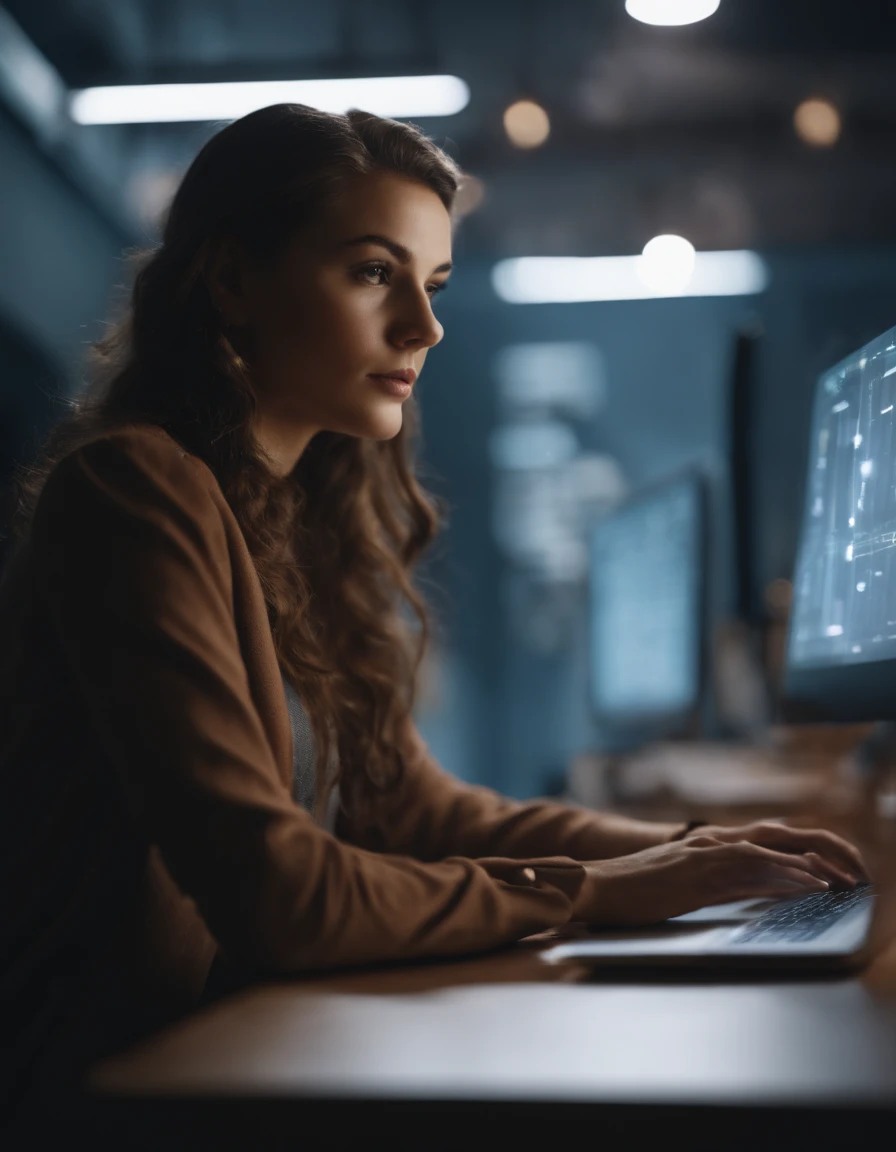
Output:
top-left (211, 170), bottom-right (452, 473)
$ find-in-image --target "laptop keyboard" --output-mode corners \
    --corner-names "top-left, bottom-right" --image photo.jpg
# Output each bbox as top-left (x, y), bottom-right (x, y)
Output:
top-left (730, 883), bottom-right (874, 945)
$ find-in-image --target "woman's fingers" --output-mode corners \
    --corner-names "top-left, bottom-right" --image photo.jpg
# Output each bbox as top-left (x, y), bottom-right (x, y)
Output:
top-left (725, 841), bottom-right (831, 879)
top-left (790, 830), bottom-right (868, 881)
top-left (800, 850), bottom-right (856, 889)
top-left (728, 866), bottom-right (830, 903)
top-left (721, 878), bottom-right (825, 907)
top-left (711, 821), bottom-right (869, 883)
top-left (752, 822), bottom-right (868, 879)
top-left (740, 879), bottom-right (829, 901)
top-left (767, 863), bottom-right (830, 889)
top-left (685, 834), bottom-right (726, 849)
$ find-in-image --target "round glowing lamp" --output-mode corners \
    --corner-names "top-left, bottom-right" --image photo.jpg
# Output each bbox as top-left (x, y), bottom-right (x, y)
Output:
top-left (625, 0), bottom-right (721, 27)
top-left (636, 234), bottom-right (696, 295)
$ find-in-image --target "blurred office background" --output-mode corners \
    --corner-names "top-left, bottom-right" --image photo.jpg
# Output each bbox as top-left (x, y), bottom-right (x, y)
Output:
top-left (3, 0), bottom-right (896, 798)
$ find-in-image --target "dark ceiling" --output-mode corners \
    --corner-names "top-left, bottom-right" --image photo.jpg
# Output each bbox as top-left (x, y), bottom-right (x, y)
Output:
top-left (7, 0), bottom-right (896, 255)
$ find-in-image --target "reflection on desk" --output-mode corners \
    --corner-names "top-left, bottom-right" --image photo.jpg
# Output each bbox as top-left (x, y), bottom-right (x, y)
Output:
top-left (90, 978), bottom-right (896, 1104)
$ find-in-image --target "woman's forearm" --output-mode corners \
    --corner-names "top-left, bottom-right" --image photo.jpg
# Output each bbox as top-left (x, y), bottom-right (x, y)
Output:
top-left (573, 810), bottom-right (686, 858)
top-left (353, 723), bottom-right (689, 863)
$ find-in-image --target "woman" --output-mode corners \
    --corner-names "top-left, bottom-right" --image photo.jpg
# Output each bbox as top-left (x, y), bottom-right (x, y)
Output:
top-left (0, 103), bottom-right (865, 1125)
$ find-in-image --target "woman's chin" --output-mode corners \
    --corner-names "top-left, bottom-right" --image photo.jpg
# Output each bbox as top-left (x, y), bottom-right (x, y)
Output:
top-left (358, 406), bottom-right (405, 441)
top-left (324, 402), bottom-right (405, 442)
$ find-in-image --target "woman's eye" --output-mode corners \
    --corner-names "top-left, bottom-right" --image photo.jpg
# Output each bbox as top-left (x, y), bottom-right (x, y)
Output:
top-left (359, 263), bottom-right (389, 285)
top-left (357, 265), bottom-right (447, 302)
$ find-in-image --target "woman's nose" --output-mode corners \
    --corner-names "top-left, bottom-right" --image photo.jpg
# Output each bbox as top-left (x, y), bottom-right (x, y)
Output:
top-left (391, 292), bottom-right (443, 349)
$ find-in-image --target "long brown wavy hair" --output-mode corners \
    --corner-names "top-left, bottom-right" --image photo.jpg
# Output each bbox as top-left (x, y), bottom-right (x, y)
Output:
top-left (6, 102), bottom-right (464, 822)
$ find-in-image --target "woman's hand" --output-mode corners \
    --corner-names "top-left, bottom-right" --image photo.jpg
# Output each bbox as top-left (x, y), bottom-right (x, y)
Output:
top-left (571, 835), bottom-right (836, 927)
top-left (682, 820), bottom-right (868, 889)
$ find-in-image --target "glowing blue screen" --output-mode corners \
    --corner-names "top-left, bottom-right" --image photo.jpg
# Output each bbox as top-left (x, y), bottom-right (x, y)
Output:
top-left (589, 475), bottom-right (701, 719)
top-left (790, 323), bottom-right (896, 668)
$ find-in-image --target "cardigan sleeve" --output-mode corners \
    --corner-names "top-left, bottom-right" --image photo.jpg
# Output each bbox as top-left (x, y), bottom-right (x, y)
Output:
top-left (338, 719), bottom-right (669, 863)
top-left (31, 429), bottom-right (586, 975)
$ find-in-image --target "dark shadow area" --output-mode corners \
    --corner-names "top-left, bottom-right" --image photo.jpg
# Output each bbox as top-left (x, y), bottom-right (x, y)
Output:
top-left (70, 1095), bottom-right (896, 1152)
top-left (0, 313), bottom-right (67, 575)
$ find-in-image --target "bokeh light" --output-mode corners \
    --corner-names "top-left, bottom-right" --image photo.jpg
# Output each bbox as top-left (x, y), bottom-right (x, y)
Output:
top-left (793, 98), bottom-right (842, 148)
top-left (503, 100), bottom-right (550, 149)
top-left (453, 174), bottom-right (486, 218)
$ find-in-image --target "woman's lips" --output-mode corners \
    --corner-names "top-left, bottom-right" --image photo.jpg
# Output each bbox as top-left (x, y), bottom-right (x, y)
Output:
top-left (368, 374), bottom-right (413, 398)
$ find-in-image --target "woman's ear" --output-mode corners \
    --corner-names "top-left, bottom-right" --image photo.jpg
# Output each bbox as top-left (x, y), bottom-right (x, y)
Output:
top-left (203, 235), bottom-right (254, 327)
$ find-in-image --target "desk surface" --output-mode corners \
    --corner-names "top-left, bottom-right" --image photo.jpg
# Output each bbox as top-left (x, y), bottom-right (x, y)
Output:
top-left (90, 971), bottom-right (896, 1108)
top-left (83, 850), bottom-right (896, 1150)
top-left (90, 878), bottom-right (896, 1110)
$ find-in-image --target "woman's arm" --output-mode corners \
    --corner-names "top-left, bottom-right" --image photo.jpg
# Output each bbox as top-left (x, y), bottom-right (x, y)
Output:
top-left (338, 720), bottom-right (684, 861)
top-left (339, 724), bottom-right (867, 888)
top-left (33, 429), bottom-right (589, 974)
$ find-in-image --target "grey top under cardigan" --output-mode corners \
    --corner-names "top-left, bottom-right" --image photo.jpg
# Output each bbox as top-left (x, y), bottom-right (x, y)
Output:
top-left (279, 668), bottom-right (339, 833)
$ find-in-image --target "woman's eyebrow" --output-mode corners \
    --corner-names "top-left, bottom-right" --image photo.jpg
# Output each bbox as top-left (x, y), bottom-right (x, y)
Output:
top-left (338, 233), bottom-right (452, 274)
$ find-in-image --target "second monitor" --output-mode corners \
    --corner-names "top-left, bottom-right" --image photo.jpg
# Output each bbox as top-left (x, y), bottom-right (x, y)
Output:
top-left (588, 468), bottom-right (709, 748)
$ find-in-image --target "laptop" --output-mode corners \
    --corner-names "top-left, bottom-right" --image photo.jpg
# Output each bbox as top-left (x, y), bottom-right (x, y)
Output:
top-left (542, 884), bottom-right (875, 972)
top-left (544, 323), bottom-right (896, 972)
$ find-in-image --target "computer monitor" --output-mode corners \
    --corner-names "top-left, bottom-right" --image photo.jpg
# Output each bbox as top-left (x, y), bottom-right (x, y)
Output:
top-left (784, 321), bottom-right (896, 722)
top-left (587, 468), bottom-right (709, 745)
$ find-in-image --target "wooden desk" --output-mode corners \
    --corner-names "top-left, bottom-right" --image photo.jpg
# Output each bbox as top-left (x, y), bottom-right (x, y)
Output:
top-left (85, 872), bottom-right (896, 1151)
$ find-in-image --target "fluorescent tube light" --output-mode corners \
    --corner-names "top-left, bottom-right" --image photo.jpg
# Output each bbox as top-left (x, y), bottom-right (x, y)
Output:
top-left (491, 250), bottom-right (769, 303)
top-left (69, 74), bottom-right (470, 125)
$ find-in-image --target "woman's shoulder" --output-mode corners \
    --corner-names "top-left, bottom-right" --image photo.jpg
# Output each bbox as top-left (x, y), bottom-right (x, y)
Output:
top-left (41, 421), bottom-right (225, 527)
top-left (61, 422), bottom-right (217, 487)
top-left (77, 421), bottom-right (211, 473)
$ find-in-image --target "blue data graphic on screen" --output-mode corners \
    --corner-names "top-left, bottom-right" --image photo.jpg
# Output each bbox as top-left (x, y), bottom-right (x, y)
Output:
top-left (789, 324), bottom-right (896, 669)
top-left (589, 476), bottom-right (701, 720)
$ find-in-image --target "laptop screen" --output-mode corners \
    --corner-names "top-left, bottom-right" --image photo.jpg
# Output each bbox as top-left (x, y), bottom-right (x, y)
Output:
top-left (789, 324), bottom-right (896, 670)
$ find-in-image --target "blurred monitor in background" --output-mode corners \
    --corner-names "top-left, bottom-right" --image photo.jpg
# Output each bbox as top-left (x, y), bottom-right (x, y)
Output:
top-left (785, 321), bottom-right (896, 722)
top-left (588, 468), bottom-right (709, 749)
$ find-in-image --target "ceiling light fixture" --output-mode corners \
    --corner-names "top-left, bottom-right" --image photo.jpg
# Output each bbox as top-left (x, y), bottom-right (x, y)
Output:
top-left (70, 74), bottom-right (470, 125)
top-left (624, 0), bottom-right (721, 27)
top-left (491, 249), bottom-right (768, 303)
top-left (637, 234), bottom-right (696, 295)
